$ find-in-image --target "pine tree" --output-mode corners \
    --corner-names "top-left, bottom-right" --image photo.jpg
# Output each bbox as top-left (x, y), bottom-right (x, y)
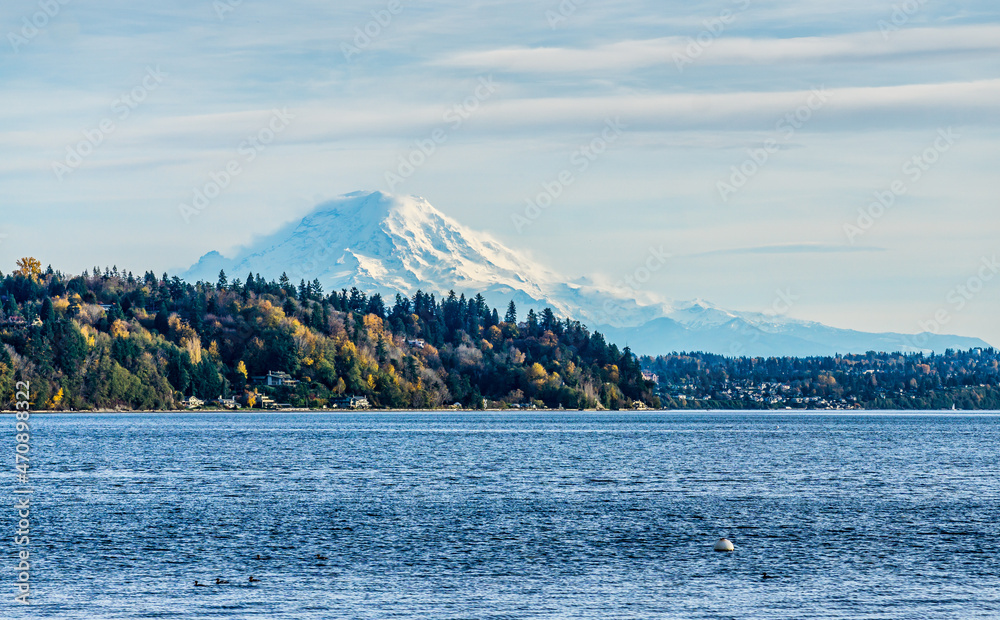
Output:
top-left (541, 308), bottom-right (558, 333)
top-left (40, 297), bottom-right (54, 322)
top-left (526, 309), bottom-right (539, 336)
top-left (505, 300), bottom-right (517, 324)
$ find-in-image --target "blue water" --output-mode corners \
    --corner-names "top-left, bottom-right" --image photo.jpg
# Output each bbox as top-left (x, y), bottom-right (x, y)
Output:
top-left (3, 412), bottom-right (1000, 619)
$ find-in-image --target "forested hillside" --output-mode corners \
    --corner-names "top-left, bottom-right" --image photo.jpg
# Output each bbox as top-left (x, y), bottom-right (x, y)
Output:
top-left (0, 258), bottom-right (655, 411)
top-left (643, 349), bottom-right (1000, 409)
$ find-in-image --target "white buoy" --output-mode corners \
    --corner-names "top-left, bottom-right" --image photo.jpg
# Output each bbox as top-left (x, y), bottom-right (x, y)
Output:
top-left (714, 538), bottom-right (734, 552)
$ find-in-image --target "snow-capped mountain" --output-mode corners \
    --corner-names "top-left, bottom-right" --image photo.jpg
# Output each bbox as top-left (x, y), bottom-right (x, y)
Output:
top-left (184, 191), bottom-right (667, 327)
top-left (183, 191), bottom-right (991, 356)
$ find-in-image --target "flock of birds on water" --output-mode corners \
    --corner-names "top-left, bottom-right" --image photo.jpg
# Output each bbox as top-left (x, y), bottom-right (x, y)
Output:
top-left (194, 554), bottom-right (328, 588)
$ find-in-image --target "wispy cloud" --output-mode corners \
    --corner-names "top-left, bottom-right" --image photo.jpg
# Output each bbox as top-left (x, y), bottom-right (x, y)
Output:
top-left (14, 78), bottom-right (993, 160)
top-left (437, 25), bottom-right (1000, 73)
top-left (686, 243), bottom-right (886, 258)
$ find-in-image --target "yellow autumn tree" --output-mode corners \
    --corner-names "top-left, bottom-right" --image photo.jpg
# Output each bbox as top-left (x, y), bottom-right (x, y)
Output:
top-left (363, 314), bottom-right (384, 339)
top-left (526, 362), bottom-right (547, 389)
top-left (15, 257), bottom-right (41, 281)
top-left (110, 319), bottom-right (130, 338)
top-left (48, 388), bottom-right (64, 409)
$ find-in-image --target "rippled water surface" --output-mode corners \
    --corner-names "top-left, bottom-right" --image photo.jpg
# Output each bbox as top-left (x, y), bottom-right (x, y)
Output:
top-left (4, 412), bottom-right (1000, 619)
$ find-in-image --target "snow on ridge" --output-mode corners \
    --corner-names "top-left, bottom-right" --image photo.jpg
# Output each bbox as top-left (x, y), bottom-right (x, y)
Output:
top-left (181, 190), bottom-right (659, 326)
top-left (178, 190), bottom-right (992, 355)
top-left (179, 190), bottom-right (806, 330)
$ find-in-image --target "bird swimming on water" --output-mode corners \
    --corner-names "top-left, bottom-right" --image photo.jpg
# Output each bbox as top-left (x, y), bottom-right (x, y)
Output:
top-left (215, 577), bottom-right (229, 585)
top-left (194, 580), bottom-right (208, 587)
top-left (249, 575), bottom-right (260, 583)
top-left (316, 553), bottom-right (328, 560)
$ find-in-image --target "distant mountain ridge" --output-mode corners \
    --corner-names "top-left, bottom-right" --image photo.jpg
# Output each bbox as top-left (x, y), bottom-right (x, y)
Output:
top-left (183, 191), bottom-right (991, 356)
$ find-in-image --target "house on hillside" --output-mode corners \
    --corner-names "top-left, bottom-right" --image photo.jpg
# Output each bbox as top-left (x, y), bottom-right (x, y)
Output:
top-left (2, 315), bottom-right (26, 327)
top-left (251, 371), bottom-right (299, 387)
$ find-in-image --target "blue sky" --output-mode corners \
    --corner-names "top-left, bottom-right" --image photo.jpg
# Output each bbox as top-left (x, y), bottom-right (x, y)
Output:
top-left (2, 0), bottom-right (999, 344)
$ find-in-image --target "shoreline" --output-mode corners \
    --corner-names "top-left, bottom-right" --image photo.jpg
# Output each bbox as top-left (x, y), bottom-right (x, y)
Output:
top-left (3, 408), bottom-right (998, 414)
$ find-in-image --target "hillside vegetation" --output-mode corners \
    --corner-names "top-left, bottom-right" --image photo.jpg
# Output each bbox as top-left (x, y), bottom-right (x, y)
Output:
top-left (0, 259), bottom-right (655, 411)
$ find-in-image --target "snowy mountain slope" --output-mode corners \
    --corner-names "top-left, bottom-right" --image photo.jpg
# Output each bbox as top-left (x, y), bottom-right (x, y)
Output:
top-left (185, 191), bottom-right (665, 327)
top-left (183, 191), bottom-right (991, 356)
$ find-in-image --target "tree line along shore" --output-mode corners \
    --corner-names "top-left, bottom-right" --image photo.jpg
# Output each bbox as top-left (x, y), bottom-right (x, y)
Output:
top-left (2, 258), bottom-right (996, 412)
top-left (0, 259), bottom-right (652, 411)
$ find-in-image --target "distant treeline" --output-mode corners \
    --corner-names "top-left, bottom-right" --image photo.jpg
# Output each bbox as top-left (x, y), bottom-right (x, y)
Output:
top-left (0, 259), bottom-right (654, 411)
top-left (642, 349), bottom-right (1000, 409)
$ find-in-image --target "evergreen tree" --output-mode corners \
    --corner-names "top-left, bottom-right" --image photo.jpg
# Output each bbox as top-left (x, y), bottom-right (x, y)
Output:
top-left (541, 307), bottom-right (558, 333)
top-left (39, 297), bottom-right (54, 322)
top-left (505, 300), bottom-right (517, 324)
top-left (526, 309), bottom-right (539, 336)
top-left (154, 305), bottom-right (170, 335)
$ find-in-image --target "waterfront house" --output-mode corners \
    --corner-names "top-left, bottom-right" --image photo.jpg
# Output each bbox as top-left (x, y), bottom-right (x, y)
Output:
top-left (181, 396), bottom-right (205, 409)
top-left (330, 395), bottom-right (370, 409)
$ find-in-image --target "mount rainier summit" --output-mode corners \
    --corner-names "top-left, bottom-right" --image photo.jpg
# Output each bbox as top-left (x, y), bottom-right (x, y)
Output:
top-left (184, 191), bottom-right (989, 356)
